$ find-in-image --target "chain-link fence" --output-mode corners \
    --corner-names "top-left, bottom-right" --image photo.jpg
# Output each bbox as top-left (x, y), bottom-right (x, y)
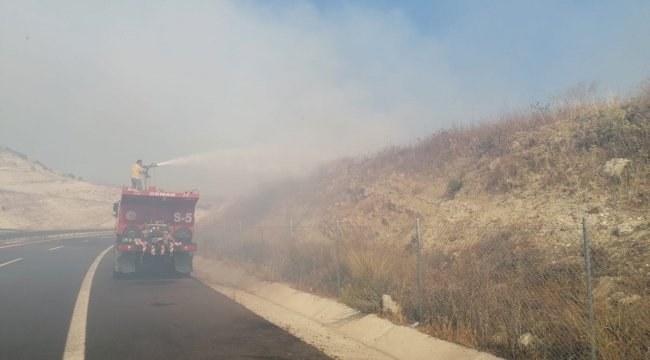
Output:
top-left (195, 219), bottom-right (650, 360)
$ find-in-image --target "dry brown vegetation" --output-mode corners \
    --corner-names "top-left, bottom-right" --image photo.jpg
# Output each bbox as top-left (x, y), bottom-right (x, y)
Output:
top-left (197, 80), bottom-right (650, 360)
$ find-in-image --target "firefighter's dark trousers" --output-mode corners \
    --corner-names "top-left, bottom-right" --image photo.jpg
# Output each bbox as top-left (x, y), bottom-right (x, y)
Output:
top-left (131, 178), bottom-right (142, 190)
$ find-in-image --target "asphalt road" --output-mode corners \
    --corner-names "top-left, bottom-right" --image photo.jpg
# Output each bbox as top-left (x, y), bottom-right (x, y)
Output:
top-left (0, 235), bottom-right (332, 360)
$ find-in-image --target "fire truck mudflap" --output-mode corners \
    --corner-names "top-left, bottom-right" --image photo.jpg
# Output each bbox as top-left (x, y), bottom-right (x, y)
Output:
top-left (112, 187), bottom-right (199, 276)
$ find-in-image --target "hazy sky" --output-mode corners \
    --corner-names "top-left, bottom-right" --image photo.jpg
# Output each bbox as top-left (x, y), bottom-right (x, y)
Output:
top-left (1, 0), bottom-right (649, 195)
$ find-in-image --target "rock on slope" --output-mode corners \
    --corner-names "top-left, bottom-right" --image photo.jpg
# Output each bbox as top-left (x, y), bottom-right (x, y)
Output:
top-left (0, 148), bottom-right (119, 230)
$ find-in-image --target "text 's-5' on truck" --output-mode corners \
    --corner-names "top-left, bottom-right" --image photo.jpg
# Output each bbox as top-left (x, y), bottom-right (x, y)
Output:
top-left (112, 186), bottom-right (199, 278)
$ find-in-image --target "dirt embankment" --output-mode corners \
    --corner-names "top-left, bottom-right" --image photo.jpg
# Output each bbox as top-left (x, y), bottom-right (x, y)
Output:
top-left (199, 82), bottom-right (650, 360)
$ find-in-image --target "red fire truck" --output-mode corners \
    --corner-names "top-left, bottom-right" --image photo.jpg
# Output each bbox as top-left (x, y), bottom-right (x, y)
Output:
top-left (112, 186), bottom-right (199, 277)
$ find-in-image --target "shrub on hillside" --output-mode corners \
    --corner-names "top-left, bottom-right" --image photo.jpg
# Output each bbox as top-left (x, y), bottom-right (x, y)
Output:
top-left (34, 160), bottom-right (52, 172)
top-left (4, 147), bottom-right (28, 160)
top-left (446, 178), bottom-right (463, 198)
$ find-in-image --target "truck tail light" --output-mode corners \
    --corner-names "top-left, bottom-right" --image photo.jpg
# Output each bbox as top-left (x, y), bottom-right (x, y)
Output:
top-left (180, 244), bottom-right (197, 252)
top-left (117, 244), bottom-right (135, 251)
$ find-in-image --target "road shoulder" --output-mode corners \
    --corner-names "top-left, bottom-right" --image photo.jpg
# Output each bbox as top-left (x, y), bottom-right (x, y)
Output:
top-left (193, 256), bottom-right (501, 360)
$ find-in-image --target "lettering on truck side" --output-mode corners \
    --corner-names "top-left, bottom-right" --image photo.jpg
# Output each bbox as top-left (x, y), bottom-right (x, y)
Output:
top-left (149, 192), bottom-right (176, 197)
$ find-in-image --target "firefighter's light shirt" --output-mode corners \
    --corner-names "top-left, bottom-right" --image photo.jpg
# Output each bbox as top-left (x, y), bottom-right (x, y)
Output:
top-left (131, 164), bottom-right (142, 179)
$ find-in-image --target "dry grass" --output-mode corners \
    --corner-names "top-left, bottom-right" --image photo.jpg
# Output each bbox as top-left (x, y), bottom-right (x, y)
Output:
top-left (337, 80), bottom-right (650, 202)
top-left (197, 222), bottom-right (650, 360)
top-left (213, 80), bottom-right (650, 227)
top-left (197, 79), bottom-right (650, 360)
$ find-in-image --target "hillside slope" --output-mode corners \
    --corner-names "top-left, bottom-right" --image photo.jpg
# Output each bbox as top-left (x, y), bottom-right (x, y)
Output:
top-left (218, 84), bottom-right (650, 239)
top-left (201, 82), bottom-right (650, 359)
top-left (0, 148), bottom-right (119, 230)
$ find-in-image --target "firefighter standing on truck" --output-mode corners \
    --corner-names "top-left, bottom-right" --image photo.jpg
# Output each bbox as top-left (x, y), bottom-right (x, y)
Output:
top-left (131, 160), bottom-right (151, 190)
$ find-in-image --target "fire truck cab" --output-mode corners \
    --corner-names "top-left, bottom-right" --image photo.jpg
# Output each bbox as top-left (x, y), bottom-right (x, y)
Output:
top-left (112, 186), bottom-right (199, 277)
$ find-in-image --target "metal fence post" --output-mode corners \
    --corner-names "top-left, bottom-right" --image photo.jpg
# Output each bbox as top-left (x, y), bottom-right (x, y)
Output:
top-left (253, 221), bottom-right (266, 264)
top-left (239, 221), bottom-right (242, 257)
top-left (336, 221), bottom-right (341, 294)
top-left (207, 221), bottom-right (216, 258)
top-left (289, 220), bottom-right (294, 254)
top-left (221, 221), bottom-right (225, 258)
top-left (582, 217), bottom-right (597, 360)
top-left (416, 218), bottom-right (424, 323)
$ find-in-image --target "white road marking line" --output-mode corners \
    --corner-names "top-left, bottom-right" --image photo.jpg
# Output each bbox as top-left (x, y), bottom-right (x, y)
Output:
top-left (80, 240), bottom-right (89, 243)
top-left (0, 258), bottom-right (23, 267)
top-left (63, 246), bottom-right (112, 360)
top-left (49, 246), bottom-right (65, 251)
top-left (0, 234), bottom-right (110, 250)
top-left (100, 237), bottom-right (108, 239)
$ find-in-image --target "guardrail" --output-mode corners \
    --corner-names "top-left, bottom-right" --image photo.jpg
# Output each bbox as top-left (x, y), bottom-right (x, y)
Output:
top-left (0, 228), bottom-right (113, 242)
top-left (0, 228), bottom-right (24, 233)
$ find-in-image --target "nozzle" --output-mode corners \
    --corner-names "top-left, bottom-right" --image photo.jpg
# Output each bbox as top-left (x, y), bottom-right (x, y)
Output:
top-left (151, 163), bottom-right (158, 167)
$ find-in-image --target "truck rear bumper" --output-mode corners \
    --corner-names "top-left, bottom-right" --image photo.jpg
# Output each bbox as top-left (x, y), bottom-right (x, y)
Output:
top-left (113, 242), bottom-right (196, 274)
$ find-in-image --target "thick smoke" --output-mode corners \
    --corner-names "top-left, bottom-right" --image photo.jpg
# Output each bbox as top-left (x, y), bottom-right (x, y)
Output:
top-left (1, 1), bottom-right (648, 195)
